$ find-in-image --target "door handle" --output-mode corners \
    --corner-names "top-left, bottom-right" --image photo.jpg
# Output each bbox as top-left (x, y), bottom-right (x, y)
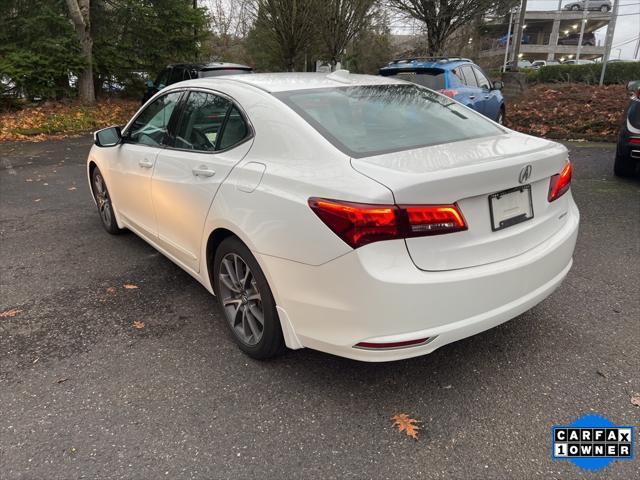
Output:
top-left (192, 166), bottom-right (216, 177)
top-left (139, 158), bottom-right (154, 168)
top-left (468, 95), bottom-right (476, 100)
top-left (484, 95), bottom-right (491, 99)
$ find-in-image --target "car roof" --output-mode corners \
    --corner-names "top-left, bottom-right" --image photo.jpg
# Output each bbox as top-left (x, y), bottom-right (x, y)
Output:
top-left (166, 62), bottom-right (252, 71)
top-left (181, 71), bottom-right (404, 93)
top-left (380, 57), bottom-right (473, 72)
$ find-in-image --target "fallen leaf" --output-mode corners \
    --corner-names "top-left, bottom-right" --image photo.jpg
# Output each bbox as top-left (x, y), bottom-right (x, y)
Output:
top-left (25, 178), bottom-right (33, 182)
top-left (123, 284), bottom-right (139, 289)
top-left (56, 378), bottom-right (69, 384)
top-left (631, 394), bottom-right (640, 407)
top-left (0, 308), bottom-right (22, 318)
top-left (132, 320), bottom-right (145, 330)
top-left (392, 413), bottom-right (421, 440)
top-left (34, 198), bottom-right (41, 202)
top-left (67, 186), bottom-right (76, 191)
top-left (106, 287), bottom-right (117, 295)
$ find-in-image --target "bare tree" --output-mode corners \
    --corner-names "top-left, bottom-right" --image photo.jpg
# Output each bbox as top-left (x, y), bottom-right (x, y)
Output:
top-left (387, 0), bottom-right (518, 56)
top-left (318, 0), bottom-right (377, 68)
top-left (250, 0), bottom-right (319, 71)
top-left (206, 0), bottom-right (253, 60)
top-left (65, 0), bottom-right (94, 103)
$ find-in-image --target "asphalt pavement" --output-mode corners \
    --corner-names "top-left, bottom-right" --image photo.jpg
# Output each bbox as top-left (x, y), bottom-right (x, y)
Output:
top-left (1, 136), bottom-right (639, 479)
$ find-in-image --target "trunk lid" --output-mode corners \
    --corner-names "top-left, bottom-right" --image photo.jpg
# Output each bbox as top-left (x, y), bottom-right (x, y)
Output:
top-left (351, 132), bottom-right (572, 271)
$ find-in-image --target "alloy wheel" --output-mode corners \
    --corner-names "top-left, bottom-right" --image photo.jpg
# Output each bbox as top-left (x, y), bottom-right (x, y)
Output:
top-left (218, 253), bottom-right (264, 346)
top-left (93, 172), bottom-right (113, 227)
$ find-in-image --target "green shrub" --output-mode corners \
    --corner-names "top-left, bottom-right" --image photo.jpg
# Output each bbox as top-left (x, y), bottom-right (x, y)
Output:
top-left (531, 62), bottom-right (640, 85)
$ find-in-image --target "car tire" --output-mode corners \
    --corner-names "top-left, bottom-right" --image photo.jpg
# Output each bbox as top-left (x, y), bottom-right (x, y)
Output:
top-left (571, 5), bottom-right (580, 10)
top-left (600, 5), bottom-right (609, 12)
top-left (614, 146), bottom-right (637, 177)
top-left (91, 166), bottom-right (123, 234)
top-left (213, 236), bottom-right (285, 359)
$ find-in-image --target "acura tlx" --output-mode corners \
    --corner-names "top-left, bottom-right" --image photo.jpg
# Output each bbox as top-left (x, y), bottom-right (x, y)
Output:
top-left (87, 71), bottom-right (579, 361)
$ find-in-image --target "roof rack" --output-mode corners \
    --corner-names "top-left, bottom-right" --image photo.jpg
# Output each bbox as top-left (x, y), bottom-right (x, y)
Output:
top-left (388, 57), bottom-right (472, 65)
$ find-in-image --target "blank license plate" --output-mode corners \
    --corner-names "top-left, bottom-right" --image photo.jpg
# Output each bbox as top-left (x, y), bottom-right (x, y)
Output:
top-left (489, 185), bottom-right (534, 231)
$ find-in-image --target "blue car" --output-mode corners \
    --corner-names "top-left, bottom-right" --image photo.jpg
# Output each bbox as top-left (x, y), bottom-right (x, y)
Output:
top-left (379, 57), bottom-right (506, 124)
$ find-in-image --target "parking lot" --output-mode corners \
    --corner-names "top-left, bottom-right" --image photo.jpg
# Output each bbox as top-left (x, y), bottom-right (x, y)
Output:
top-left (1, 136), bottom-right (638, 479)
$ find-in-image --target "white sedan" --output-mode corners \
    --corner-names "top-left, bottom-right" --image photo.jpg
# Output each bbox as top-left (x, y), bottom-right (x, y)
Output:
top-left (87, 71), bottom-right (579, 362)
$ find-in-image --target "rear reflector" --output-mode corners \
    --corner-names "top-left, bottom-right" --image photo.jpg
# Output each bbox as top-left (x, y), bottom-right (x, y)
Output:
top-left (548, 160), bottom-right (572, 202)
top-left (308, 198), bottom-right (467, 249)
top-left (355, 338), bottom-right (430, 350)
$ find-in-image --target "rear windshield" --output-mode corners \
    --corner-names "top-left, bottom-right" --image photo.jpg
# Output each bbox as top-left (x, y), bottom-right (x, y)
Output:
top-left (629, 101), bottom-right (640, 130)
top-left (384, 70), bottom-right (445, 90)
top-left (199, 68), bottom-right (252, 77)
top-left (276, 84), bottom-right (504, 158)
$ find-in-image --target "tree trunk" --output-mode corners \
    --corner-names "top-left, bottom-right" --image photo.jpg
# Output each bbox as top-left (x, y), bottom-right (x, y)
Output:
top-left (66, 0), bottom-right (95, 104)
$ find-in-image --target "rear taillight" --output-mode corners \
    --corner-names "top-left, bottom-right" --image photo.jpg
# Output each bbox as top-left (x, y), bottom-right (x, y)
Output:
top-left (439, 89), bottom-right (459, 98)
top-left (548, 160), bottom-right (572, 202)
top-left (629, 138), bottom-right (640, 145)
top-left (308, 198), bottom-right (467, 249)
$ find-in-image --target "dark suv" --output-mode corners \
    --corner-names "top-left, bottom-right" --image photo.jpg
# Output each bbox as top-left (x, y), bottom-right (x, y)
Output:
top-left (558, 32), bottom-right (596, 46)
top-left (142, 62), bottom-right (252, 103)
top-left (614, 80), bottom-right (640, 177)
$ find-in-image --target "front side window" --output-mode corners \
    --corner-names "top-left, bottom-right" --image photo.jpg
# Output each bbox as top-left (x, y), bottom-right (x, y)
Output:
top-left (473, 67), bottom-right (491, 90)
top-left (174, 91), bottom-right (249, 152)
top-left (127, 91), bottom-right (182, 146)
top-left (277, 84), bottom-right (504, 158)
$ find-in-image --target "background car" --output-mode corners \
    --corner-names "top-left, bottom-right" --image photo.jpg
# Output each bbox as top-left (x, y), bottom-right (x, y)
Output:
top-left (562, 59), bottom-right (595, 65)
top-left (504, 59), bottom-right (533, 71)
top-left (379, 57), bottom-right (505, 124)
top-left (531, 60), bottom-right (561, 69)
top-left (558, 32), bottom-right (596, 46)
top-left (497, 33), bottom-right (531, 47)
top-left (564, 0), bottom-right (611, 12)
top-left (142, 62), bottom-right (252, 103)
top-left (614, 80), bottom-right (640, 177)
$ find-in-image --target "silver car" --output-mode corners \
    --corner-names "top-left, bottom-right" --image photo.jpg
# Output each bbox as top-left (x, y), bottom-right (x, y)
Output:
top-left (564, 0), bottom-right (611, 12)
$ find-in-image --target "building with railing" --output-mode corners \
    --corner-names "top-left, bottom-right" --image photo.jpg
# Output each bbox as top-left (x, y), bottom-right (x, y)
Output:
top-left (479, 9), bottom-right (611, 67)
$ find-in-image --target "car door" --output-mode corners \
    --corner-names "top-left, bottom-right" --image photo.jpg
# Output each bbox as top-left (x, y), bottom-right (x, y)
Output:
top-left (455, 65), bottom-right (481, 113)
top-left (109, 90), bottom-right (183, 238)
top-left (152, 90), bottom-right (253, 272)
top-left (472, 66), bottom-right (500, 121)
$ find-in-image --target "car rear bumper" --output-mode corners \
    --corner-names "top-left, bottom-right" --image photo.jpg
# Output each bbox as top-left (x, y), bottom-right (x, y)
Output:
top-left (259, 199), bottom-right (579, 362)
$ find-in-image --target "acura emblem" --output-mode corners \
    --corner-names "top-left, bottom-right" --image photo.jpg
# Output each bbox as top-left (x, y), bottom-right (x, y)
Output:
top-left (519, 165), bottom-right (532, 184)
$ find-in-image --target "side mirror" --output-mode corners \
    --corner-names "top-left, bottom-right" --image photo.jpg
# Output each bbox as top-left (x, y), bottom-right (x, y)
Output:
top-left (493, 80), bottom-right (504, 90)
top-left (94, 126), bottom-right (122, 147)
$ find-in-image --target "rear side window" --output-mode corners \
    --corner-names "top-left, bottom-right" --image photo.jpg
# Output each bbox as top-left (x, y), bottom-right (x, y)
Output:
top-left (219, 106), bottom-right (249, 150)
top-left (156, 69), bottom-right (170, 88)
top-left (386, 70), bottom-right (445, 90)
top-left (174, 91), bottom-right (249, 152)
top-left (169, 67), bottom-right (184, 85)
top-left (277, 84), bottom-right (503, 158)
top-left (460, 65), bottom-right (478, 87)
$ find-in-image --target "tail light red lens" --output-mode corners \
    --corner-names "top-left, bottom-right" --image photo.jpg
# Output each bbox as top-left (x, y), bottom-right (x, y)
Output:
top-left (308, 198), bottom-right (467, 249)
top-left (439, 89), bottom-right (459, 98)
top-left (548, 160), bottom-right (572, 202)
top-left (629, 138), bottom-right (640, 145)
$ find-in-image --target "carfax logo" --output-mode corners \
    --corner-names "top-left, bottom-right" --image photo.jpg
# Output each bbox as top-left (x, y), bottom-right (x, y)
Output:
top-left (552, 414), bottom-right (635, 471)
